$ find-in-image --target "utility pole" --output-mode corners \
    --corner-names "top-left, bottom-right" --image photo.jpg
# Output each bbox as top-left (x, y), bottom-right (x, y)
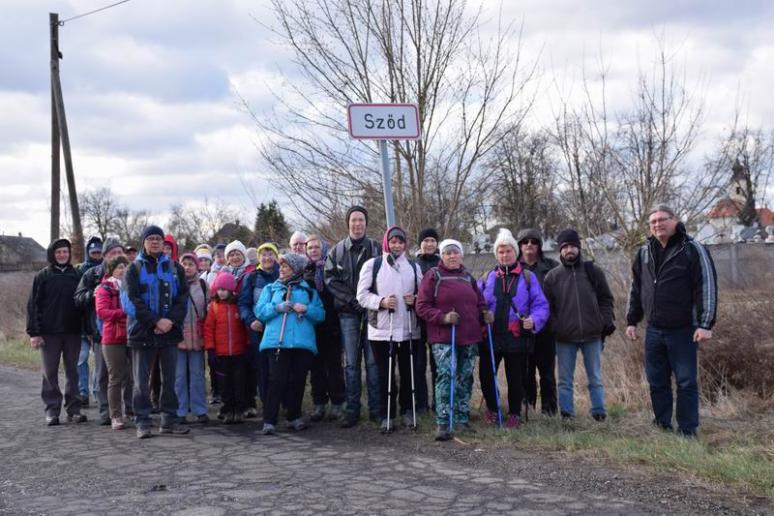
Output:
top-left (49, 13), bottom-right (60, 242)
top-left (50, 12), bottom-right (84, 261)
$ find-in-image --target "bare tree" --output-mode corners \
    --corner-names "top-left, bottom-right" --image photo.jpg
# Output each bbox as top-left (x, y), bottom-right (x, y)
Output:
top-left (167, 199), bottom-right (239, 250)
top-left (244, 0), bottom-right (537, 241)
top-left (81, 188), bottom-right (122, 242)
top-left (113, 207), bottom-right (153, 249)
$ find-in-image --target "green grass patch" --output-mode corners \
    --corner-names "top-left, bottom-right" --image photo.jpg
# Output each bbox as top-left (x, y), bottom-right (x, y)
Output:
top-left (0, 338), bottom-right (40, 369)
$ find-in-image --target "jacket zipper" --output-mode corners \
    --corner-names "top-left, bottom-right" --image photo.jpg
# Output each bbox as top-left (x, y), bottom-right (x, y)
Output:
top-left (572, 267), bottom-right (584, 337)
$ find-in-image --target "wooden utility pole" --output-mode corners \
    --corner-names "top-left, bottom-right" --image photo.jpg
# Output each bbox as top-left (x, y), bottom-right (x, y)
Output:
top-left (49, 12), bottom-right (84, 261)
top-left (49, 13), bottom-right (60, 242)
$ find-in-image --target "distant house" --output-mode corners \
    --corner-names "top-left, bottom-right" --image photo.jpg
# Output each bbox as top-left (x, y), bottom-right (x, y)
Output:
top-left (212, 221), bottom-right (254, 246)
top-left (0, 234), bottom-right (47, 269)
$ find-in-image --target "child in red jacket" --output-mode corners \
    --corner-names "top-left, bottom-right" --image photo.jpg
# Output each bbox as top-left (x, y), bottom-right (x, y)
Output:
top-left (204, 272), bottom-right (248, 424)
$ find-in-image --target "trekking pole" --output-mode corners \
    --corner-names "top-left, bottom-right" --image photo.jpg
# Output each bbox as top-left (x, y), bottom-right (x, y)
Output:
top-left (449, 311), bottom-right (457, 433)
top-left (486, 323), bottom-right (503, 429)
top-left (408, 307), bottom-right (417, 430)
top-left (276, 285), bottom-right (293, 361)
top-left (519, 313), bottom-right (530, 424)
top-left (385, 307), bottom-right (395, 433)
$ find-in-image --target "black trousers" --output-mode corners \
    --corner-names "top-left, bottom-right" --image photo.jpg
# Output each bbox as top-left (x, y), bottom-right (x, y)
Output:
top-left (479, 342), bottom-right (527, 416)
top-left (244, 340), bottom-right (259, 409)
top-left (219, 355), bottom-right (246, 416)
top-left (524, 332), bottom-right (557, 414)
top-left (371, 339), bottom-right (416, 419)
top-left (40, 334), bottom-right (81, 417)
top-left (310, 329), bottom-right (345, 406)
top-left (263, 349), bottom-right (314, 425)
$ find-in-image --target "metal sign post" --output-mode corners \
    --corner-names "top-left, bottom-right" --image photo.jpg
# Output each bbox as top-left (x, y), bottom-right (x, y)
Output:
top-left (347, 104), bottom-right (421, 228)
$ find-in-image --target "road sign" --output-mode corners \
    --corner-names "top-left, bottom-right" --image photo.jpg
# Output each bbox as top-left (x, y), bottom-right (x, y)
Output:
top-left (347, 103), bottom-right (420, 140)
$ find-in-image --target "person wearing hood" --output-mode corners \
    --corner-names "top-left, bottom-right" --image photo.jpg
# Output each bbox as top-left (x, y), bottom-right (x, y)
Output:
top-left (479, 229), bottom-right (550, 429)
top-left (626, 205), bottom-right (717, 437)
top-left (123, 225), bottom-right (190, 438)
top-left (356, 226), bottom-right (423, 432)
top-left (256, 252), bottom-right (325, 434)
top-left (26, 239), bottom-right (86, 425)
top-left (517, 229), bottom-right (559, 416)
top-left (304, 234), bottom-right (345, 422)
top-left (77, 236), bottom-right (104, 274)
top-left (74, 237), bottom-right (127, 425)
top-left (163, 234), bottom-right (179, 262)
top-left (75, 235), bottom-right (103, 405)
top-left (543, 229), bottom-right (615, 422)
top-left (238, 242), bottom-right (280, 417)
top-left (414, 227), bottom-right (440, 415)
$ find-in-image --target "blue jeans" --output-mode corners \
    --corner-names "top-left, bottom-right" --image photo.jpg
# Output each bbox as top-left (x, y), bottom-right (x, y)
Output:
top-left (132, 346), bottom-right (179, 428)
top-left (556, 338), bottom-right (605, 417)
top-left (77, 337), bottom-right (90, 398)
top-left (340, 315), bottom-right (379, 420)
top-left (175, 349), bottom-right (207, 418)
top-left (645, 326), bottom-right (699, 434)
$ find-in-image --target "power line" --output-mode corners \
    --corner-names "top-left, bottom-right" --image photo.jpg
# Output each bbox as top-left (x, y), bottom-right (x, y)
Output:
top-left (59, 0), bottom-right (133, 25)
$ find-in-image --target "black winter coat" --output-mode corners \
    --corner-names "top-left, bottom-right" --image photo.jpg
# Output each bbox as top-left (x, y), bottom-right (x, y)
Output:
top-left (73, 263), bottom-right (105, 340)
top-left (324, 236), bottom-right (381, 315)
top-left (26, 239), bottom-right (82, 337)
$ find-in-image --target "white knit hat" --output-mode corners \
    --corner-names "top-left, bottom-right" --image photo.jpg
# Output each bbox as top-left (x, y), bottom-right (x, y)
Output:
top-left (493, 228), bottom-right (518, 255)
top-left (224, 240), bottom-right (247, 259)
top-left (439, 238), bottom-right (464, 256)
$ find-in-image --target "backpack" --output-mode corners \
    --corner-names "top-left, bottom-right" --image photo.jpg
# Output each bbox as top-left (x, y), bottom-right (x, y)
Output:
top-left (430, 266), bottom-right (477, 301)
top-left (121, 258), bottom-right (182, 320)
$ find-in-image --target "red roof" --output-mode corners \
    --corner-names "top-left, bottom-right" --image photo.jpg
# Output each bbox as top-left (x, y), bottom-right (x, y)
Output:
top-left (708, 198), bottom-right (773, 226)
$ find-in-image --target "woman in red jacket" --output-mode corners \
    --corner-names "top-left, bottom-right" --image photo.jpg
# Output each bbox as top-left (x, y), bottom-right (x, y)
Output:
top-left (204, 272), bottom-right (248, 424)
top-left (95, 255), bottom-right (131, 430)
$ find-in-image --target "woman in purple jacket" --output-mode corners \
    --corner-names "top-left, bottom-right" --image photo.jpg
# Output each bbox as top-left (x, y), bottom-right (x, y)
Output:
top-left (416, 239), bottom-right (490, 441)
top-left (479, 229), bottom-right (549, 428)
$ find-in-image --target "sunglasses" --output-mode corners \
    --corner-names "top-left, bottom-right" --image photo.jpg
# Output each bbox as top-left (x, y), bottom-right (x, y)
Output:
top-left (521, 239), bottom-right (540, 246)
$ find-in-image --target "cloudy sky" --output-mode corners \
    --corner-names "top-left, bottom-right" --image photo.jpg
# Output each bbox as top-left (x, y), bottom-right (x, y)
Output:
top-left (2, 0), bottom-right (773, 246)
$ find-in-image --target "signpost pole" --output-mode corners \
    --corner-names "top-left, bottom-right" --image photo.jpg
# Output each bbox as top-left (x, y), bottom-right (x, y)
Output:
top-left (379, 139), bottom-right (396, 227)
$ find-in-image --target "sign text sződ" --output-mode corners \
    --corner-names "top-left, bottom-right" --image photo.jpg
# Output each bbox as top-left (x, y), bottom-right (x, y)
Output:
top-left (347, 104), bottom-right (420, 140)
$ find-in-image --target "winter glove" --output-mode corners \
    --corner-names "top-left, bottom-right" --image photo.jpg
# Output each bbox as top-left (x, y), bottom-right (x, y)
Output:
top-left (442, 311), bottom-right (460, 325)
top-left (275, 301), bottom-right (293, 314)
top-left (482, 310), bottom-right (494, 325)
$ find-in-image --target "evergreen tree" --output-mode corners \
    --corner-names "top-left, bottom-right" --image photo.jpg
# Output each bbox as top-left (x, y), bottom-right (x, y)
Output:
top-left (253, 200), bottom-right (289, 247)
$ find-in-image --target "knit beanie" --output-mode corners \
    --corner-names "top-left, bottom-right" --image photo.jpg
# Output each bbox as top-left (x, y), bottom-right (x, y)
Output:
top-left (102, 237), bottom-right (124, 256)
top-left (224, 240), bottom-right (247, 259)
top-left (418, 227), bottom-right (440, 243)
top-left (492, 228), bottom-right (519, 255)
top-left (179, 252), bottom-right (198, 264)
top-left (382, 225), bottom-right (407, 253)
top-left (278, 252), bottom-right (308, 276)
top-left (214, 243), bottom-right (226, 253)
top-left (556, 229), bottom-right (581, 250)
top-left (346, 205), bottom-right (368, 226)
top-left (246, 247), bottom-right (258, 265)
top-left (439, 239), bottom-right (463, 256)
top-left (141, 225), bottom-right (164, 242)
top-left (257, 242), bottom-right (280, 257)
top-left (87, 238), bottom-right (103, 255)
top-left (211, 272), bottom-right (237, 293)
top-left (195, 247), bottom-right (213, 262)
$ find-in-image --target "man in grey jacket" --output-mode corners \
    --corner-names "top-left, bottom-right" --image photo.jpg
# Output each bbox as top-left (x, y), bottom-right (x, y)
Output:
top-left (543, 229), bottom-right (614, 421)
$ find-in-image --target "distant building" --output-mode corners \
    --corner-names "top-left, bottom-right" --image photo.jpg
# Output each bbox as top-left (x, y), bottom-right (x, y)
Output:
top-left (0, 234), bottom-right (47, 269)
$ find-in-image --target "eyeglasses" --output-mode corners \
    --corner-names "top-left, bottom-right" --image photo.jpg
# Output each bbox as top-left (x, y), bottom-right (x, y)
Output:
top-left (649, 217), bottom-right (672, 226)
top-left (521, 239), bottom-right (540, 246)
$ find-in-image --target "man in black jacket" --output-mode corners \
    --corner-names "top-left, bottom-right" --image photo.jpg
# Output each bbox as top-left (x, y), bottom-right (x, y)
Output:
top-left (543, 229), bottom-right (615, 421)
top-left (124, 225), bottom-right (189, 438)
top-left (324, 206), bottom-right (381, 427)
top-left (26, 239), bottom-right (87, 426)
top-left (626, 205), bottom-right (717, 437)
top-left (73, 238), bottom-right (127, 425)
top-left (517, 228), bottom-right (559, 415)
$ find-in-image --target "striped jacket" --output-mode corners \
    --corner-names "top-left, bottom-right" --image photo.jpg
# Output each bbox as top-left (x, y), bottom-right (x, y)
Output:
top-left (626, 225), bottom-right (717, 330)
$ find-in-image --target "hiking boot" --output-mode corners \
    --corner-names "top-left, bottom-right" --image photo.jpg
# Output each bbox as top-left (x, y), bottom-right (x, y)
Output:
top-left (328, 404), bottom-right (343, 421)
top-left (483, 410), bottom-right (497, 426)
top-left (223, 412), bottom-right (235, 425)
top-left (111, 417), bottom-right (125, 430)
top-left (67, 413), bottom-right (88, 424)
top-left (287, 418), bottom-right (308, 431)
top-left (195, 414), bottom-right (210, 424)
top-left (505, 414), bottom-right (521, 429)
top-left (261, 423), bottom-right (276, 435)
top-left (99, 415), bottom-right (111, 426)
top-left (80, 396), bottom-right (90, 408)
top-left (243, 407), bottom-right (258, 419)
top-left (310, 404), bottom-right (326, 422)
top-left (341, 415), bottom-right (359, 428)
top-left (459, 422), bottom-right (477, 434)
top-left (380, 418), bottom-right (394, 434)
top-left (159, 423), bottom-right (190, 435)
top-left (592, 413), bottom-right (607, 422)
top-left (151, 404), bottom-right (161, 414)
top-left (136, 426), bottom-right (152, 439)
top-left (209, 395), bottom-right (222, 405)
top-left (434, 425), bottom-right (452, 441)
top-left (402, 412), bottom-right (417, 429)
top-left (45, 415), bottom-right (60, 426)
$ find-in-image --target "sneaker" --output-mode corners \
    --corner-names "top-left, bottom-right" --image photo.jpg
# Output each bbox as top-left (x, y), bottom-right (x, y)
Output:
top-left (592, 413), bottom-right (607, 422)
top-left (401, 412), bottom-right (417, 429)
top-left (159, 424), bottom-right (190, 435)
top-left (287, 418), bottom-right (308, 431)
top-left (111, 417), bottom-right (125, 430)
top-left (459, 422), bottom-right (477, 434)
top-left (483, 410), bottom-right (497, 426)
top-left (310, 405), bottom-right (326, 422)
top-left (505, 414), bottom-right (521, 429)
top-left (261, 423), bottom-right (276, 435)
top-left (99, 415), bottom-right (111, 426)
top-left (340, 415), bottom-right (359, 428)
top-left (380, 418), bottom-right (394, 434)
top-left (243, 407), bottom-right (258, 419)
top-left (327, 404), bottom-right (343, 421)
top-left (223, 413), bottom-right (235, 425)
top-left (195, 414), bottom-right (210, 424)
top-left (209, 395), bottom-right (222, 405)
top-left (434, 425), bottom-right (452, 441)
top-left (67, 414), bottom-right (88, 424)
top-left (45, 415), bottom-right (60, 426)
top-left (136, 426), bottom-right (152, 439)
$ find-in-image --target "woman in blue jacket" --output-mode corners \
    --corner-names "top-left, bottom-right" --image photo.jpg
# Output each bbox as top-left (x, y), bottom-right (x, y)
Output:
top-left (255, 252), bottom-right (325, 434)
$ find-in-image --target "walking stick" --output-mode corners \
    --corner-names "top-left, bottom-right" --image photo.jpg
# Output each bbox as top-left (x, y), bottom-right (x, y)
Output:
top-left (276, 285), bottom-right (293, 361)
top-left (486, 323), bottom-right (503, 428)
top-left (385, 308), bottom-right (395, 433)
top-left (519, 313), bottom-right (531, 424)
top-left (449, 318), bottom-right (457, 433)
top-left (408, 308), bottom-right (417, 429)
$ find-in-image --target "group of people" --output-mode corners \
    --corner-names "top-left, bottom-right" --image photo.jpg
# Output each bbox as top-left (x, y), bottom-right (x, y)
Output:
top-left (26, 203), bottom-right (717, 441)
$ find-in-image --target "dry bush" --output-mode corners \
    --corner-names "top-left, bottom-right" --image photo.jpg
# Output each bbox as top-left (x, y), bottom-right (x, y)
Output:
top-left (0, 271), bottom-right (34, 341)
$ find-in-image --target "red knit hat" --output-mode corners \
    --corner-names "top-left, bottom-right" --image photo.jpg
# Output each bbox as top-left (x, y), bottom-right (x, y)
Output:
top-left (211, 272), bottom-right (236, 293)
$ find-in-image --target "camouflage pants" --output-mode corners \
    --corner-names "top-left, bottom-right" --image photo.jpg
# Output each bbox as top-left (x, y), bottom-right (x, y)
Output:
top-left (432, 343), bottom-right (478, 427)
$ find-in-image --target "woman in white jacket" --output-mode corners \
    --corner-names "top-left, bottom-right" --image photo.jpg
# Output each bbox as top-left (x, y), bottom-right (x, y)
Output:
top-left (357, 226), bottom-right (423, 433)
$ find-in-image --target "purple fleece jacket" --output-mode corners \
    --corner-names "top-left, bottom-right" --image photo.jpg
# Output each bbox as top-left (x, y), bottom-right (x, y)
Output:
top-left (479, 264), bottom-right (550, 334)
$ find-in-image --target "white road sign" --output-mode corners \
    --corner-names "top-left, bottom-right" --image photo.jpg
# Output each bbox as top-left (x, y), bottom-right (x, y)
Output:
top-left (347, 103), bottom-right (421, 140)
